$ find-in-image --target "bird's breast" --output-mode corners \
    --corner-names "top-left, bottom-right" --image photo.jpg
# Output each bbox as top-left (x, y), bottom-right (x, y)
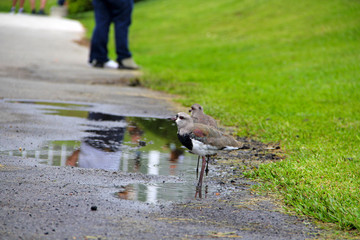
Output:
top-left (177, 133), bottom-right (193, 151)
top-left (191, 139), bottom-right (218, 156)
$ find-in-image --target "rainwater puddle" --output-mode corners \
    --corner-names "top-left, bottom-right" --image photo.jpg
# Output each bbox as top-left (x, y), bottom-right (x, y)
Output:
top-left (115, 183), bottom-right (219, 203)
top-left (1, 100), bottom-right (218, 203)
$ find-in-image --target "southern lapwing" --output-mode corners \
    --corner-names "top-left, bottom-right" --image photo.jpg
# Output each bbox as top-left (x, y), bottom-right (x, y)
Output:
top-left (189, 103), bottom-right (218, 176)
top-left (173, 112), bottom-right (242, 197)
top-left (189, 103), bottom-right (217, 128)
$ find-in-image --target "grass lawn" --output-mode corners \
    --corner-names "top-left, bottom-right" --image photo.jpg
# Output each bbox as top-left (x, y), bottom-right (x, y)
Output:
top-left (129, 0), bottom-right (360, 232)
top-left (126, 0), bottom-right (360, 232)
top-left (2, 0), bottom-right (360, 235)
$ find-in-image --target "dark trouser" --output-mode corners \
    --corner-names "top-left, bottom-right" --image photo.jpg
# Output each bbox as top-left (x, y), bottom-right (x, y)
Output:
top-left (89, 0), bottom-right (133, 64)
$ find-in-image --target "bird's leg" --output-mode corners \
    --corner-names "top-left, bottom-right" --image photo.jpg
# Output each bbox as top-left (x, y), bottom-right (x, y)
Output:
top-left (195, 187), bottom-right (202, 198)
top-left (205, 156), bottom-right (209, 176)
top-left (198, 156), bottom-right (206, 189)
top-left (195, 156), bottom-right (206, 198)
top-left (196, 156), bottom-right (200, 179)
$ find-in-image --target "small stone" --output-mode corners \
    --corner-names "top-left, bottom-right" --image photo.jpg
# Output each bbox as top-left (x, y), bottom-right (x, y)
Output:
top-left (91, 205), bottom-right (97, 211)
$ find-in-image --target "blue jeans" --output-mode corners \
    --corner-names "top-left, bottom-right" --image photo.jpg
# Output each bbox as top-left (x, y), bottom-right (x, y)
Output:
top-left (89, 0), bottom-right (133, 64)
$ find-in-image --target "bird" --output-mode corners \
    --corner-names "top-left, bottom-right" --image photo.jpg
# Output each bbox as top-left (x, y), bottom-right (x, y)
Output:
top-left (189, 103), bottom-right (218, 176)
top-left (173, 112), bottom-right (242, 197)
top-left (189, 103), bottom-right (217, 128)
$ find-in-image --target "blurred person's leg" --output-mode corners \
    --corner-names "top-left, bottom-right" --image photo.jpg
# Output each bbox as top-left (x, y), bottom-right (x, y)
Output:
top-left (10, 0), bottom-right (17, 13)
top-left (109, 0), bottom-right (139, 69)
top-left (19, 0), bottom-right (25, 8)
top-left (40, 0), bottom-right (47, 9)
top-left (30, 0), bottom-right (36, 13)
top-left (111, 0), bottom-right (133, 62)
top-left (11, 0), bottom-right (17, 8)
top-left (38, 0), bottom-right (47, 14)
top-left (17, 0), bottom-right (25, 13)
top-left (89, 0), bottom-right (111, 65)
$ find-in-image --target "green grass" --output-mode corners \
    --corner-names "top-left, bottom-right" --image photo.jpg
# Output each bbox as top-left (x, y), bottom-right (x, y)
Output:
top-left (130, 0), bottom-right (360, 232)
top-left (128, 0), bottom-right (360, 231)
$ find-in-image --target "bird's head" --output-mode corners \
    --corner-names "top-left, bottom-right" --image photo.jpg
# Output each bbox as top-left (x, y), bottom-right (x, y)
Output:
top-left (173, 112), bottom-right (193, 129)
top-left (188, 103), bottom-right (203, 116)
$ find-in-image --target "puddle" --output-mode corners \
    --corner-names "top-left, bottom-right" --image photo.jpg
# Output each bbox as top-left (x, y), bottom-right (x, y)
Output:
top-left (115, 183), bottom-right (222, 203)
top-left (1, 100), bottom-right (217, 203)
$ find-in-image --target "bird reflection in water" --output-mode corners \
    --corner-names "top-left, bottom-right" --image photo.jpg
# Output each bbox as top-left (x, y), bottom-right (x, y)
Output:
top-left (168, 143), bottom-right (185, 175)
top-left (127, 122), bottom-right (144, 172)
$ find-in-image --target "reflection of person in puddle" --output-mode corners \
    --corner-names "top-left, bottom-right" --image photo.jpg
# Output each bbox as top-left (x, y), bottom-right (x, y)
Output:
top-left (66, 112), bottom-right (126, 171)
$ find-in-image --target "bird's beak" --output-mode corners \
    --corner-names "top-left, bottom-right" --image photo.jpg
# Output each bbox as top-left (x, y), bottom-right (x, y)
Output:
top-left (188, 109), bottom-right (192, 113)
top-left (170, 116), bottom-right (177, 121)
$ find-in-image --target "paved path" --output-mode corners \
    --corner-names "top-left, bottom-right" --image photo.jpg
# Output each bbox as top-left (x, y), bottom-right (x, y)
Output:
top-left (0, 13), bottom-right (174, 110)
top-left (0, 13), bottom-right (137, 84)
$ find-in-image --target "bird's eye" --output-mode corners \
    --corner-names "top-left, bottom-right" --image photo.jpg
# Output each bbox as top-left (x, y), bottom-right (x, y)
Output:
top-left (179, 116), bottom-right (184, 120)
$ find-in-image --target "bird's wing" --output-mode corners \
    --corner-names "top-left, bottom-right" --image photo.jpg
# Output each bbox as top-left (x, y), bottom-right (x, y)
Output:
top-left (191, 124), bottom-right (223, 145)
top-left (191, 124), bottom-right (210, 138)
top-left (192, 124), bottom-right (240, 149)
top-left (208, 134), bottom-right (240, 148)
top-left (206, 116), bottom-right (218, 128)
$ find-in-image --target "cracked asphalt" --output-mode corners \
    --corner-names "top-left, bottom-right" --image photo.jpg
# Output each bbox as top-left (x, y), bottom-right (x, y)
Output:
top-left (0, 13), bottom-right (324, 239)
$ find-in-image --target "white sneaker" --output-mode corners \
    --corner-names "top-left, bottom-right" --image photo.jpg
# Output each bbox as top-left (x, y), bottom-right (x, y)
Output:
top-left (104, 60), bottom-right (119, 69)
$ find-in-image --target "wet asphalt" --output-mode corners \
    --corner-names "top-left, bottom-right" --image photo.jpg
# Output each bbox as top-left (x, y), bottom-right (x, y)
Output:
top-left (0, 13), bottom-right (324, 239)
